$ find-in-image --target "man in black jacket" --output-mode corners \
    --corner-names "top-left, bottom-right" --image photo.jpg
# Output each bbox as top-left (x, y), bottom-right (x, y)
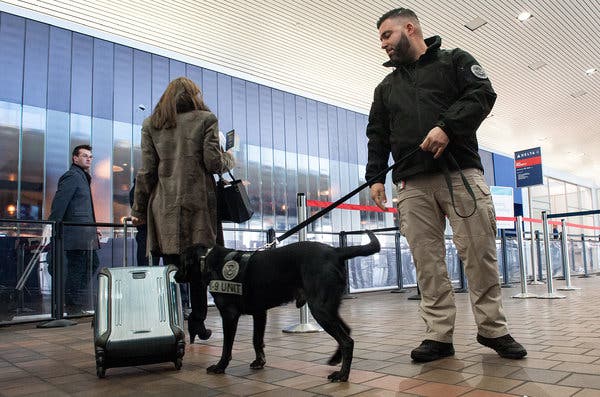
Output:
top-left (48, 145), bottom-right (100, 314)
top-left (366, 8), bottom-right (526, 362)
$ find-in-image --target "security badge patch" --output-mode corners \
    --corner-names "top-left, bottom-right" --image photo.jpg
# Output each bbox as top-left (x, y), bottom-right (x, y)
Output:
top-left (209, 260), bottom-right (243, 295)
top-left (470, 64), bottom-right (488, 79)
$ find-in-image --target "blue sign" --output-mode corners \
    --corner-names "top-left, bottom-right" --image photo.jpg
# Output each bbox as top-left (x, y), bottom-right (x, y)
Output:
top-left (515, 147), bottom-right (543, 188)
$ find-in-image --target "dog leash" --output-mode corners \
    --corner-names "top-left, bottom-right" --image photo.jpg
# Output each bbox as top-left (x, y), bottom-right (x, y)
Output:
top-left (265, 146), bottom-right (420, 247)
top-left (438, 151), bottom-right (478, 218)
top-left (264, 147), bottom-right (477, 248)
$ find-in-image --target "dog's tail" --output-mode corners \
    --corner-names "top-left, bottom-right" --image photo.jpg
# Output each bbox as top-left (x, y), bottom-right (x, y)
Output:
top-left (335, 230), bottom-right (380, 260)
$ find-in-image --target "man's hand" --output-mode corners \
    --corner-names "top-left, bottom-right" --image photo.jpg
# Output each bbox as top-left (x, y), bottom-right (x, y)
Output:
top-left (420, 126), bottom-right (449, 159)
top-left (370, 183), bottom-right (387, 211)
top-left (96, 228), bottom-right (103, 238)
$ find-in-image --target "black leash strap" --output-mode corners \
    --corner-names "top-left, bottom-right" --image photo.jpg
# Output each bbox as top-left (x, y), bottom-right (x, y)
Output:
top-left (272, 146), bottom-right (422, 245)
top-left (438, 152), bottom-right (477, 218)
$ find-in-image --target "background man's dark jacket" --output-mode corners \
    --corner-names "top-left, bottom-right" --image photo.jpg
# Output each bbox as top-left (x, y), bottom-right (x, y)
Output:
top-left (48, 164), bottom-right (99, 250)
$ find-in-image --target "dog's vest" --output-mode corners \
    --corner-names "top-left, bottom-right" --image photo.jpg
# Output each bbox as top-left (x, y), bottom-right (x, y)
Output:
top-left (208, 251), bottom-right (254, 296)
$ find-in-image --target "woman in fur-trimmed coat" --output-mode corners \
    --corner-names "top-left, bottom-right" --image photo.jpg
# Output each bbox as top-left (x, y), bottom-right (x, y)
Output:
top-left (132, 76), bottom-right (234, 342)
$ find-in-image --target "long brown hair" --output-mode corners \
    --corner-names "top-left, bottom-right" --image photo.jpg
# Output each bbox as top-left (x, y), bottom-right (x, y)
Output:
top-left (150, 77), bottom-right (210, 130)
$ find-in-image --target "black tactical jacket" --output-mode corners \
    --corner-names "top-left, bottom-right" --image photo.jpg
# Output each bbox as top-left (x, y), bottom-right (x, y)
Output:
top-left (365, 36), bottom-right (496, 185)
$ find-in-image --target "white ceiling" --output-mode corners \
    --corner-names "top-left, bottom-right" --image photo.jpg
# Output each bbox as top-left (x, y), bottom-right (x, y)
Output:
top-left (2, 0), bottom-right (599, 186)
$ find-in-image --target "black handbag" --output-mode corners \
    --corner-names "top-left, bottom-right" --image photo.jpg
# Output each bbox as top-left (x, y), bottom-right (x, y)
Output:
top-left (217, 170), bottom-right (254, 223)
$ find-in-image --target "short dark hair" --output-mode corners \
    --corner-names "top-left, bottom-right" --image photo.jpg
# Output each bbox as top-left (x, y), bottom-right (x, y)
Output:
top-left (72, 144), bottom-right (92, 157)
top-left (377, 8), bottom-right (419, 29)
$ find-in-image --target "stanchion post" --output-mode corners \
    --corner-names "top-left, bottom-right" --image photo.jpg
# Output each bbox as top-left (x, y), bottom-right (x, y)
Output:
top-left (528, 230), bottom-right (543, 285)
top-left (569, 237), bottom-right (576, 277)
top-left (588, 236), bottom-right (595, 272)
top-left (391, 231), bottom-right (407, 293)
top-left (266, 228), bottom-right (276, 245)
top-left (454, 258), bottom-right (467, 293)
top-left (500, 230), bottom-right (513, 287)
top-left (513, 216), bottom-right (537, 298)
top-left (283, 193), bottom-right (322, 333)
top-left (54, 222), bottom-right (64, 319)
top-left (557, 225), bottom-right (567, 280)
top-left (339, 231), bottom-right (356, 299)
top-left (535, 230), bottom-right (545, 282)
top-left (38, 221), bottom-right (77, 328)
top-left (537, 211), bottom-right (566, 299)
top-left (557, 219), bottom-right (580, 290)
top-left (580, 234), bottom-right (592, 278)
top-left (527, 188), bottom-right (543, 286)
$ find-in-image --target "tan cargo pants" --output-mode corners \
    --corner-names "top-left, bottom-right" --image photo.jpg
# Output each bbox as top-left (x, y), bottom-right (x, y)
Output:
top-left (396, 168), bottom-right (509, 343)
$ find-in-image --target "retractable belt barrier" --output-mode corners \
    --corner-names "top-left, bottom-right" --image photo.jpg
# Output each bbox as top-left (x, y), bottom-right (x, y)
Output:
top-left (266, 148), bottom-right (477, 248)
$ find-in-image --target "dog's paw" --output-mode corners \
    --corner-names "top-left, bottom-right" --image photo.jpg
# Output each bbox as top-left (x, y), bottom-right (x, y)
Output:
top-left (327, 349), bottom-right (342, 366)
top-left (327, 371), bottom-right (349, 382)
top-left (206, 364), bottom-right (226, 374)
top-left (249, 357), bottom-right (266, 369)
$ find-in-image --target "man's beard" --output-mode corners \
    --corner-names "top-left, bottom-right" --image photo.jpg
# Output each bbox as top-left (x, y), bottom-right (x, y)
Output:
top-left (390, 32), bottom-right (413, 64)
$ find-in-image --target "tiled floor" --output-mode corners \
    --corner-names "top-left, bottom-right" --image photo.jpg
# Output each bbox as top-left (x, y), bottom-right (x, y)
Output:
top-left (1, 278), bottom-right (600, 396)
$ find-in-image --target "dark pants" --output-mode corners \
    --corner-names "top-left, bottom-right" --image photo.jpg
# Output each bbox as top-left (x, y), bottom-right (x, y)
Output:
top-left (135, 225), bottom-right (160, 266)
top-left (163, 254), bottom-right (207, 322)
top-left (65, 249), bottom-right (99, 312)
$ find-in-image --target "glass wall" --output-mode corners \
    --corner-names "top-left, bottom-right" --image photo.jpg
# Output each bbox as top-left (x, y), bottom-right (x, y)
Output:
top-left (532, 178), bottom-right (595, 232)
top-left (0, 11), bottom-right (397, 234)
top-left (1, 10), bottom-right (598, 317)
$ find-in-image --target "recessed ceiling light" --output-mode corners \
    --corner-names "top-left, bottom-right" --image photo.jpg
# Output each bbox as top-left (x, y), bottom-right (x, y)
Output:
top-left (464, 17), bottom-right (487, 31)
top-left (570, 90), bottom-right (587, 98)
top-left (517, 11), bottom-right (533, 21)
top-left (528, 61), bottom-right (547, 70)
top-left (585, 67), bottom-right (597, 76)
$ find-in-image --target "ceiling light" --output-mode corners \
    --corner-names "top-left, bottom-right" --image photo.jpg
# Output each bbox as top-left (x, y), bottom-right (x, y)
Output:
top-left (528, 61), bottom-right (547, 70)
top-left (464, 17), bottom-right (487, 31)
top-left (570, 90), bottom-right (587, 98)
top-left (585, 67), bottom-right (597, 76)
top-left (517, 12), bottom-right (532, 21)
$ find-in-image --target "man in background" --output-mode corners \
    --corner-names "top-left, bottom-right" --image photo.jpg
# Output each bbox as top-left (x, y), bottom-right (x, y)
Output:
top-left (48, 145), bottom-right (100, 314)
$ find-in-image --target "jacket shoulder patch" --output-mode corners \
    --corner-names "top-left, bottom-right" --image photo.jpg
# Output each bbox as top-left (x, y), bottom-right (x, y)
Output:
top-left (470, 64), bottom-right (488, 79)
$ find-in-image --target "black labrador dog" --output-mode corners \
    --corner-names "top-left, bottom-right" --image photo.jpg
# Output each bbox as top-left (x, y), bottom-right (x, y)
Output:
top-left (200, 231), bottom-right (380, 382)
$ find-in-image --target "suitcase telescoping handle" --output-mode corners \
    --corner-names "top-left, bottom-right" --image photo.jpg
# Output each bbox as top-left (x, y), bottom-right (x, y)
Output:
top-left (123, 216), bottom-right (133, 267)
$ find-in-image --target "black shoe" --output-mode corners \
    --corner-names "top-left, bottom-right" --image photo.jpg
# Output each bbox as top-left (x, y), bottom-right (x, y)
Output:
top-left (411, 340), bottom-right (455, 362)
top-left (477, 334), bottom-right (527, 359)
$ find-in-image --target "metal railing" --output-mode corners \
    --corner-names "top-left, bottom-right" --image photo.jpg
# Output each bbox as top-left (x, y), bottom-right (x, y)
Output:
top-left (2, 209), bottom-right (599, 325)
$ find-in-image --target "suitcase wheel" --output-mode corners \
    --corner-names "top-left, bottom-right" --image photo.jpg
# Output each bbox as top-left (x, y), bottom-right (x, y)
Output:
top-left (96, 366), bottom-right (106, 378)
top-left (174, 358), bottom-right (183, 370)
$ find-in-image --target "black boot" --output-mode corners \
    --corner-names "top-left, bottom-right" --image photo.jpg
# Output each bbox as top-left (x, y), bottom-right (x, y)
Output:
top-left (477, 334), bottom-right (527, 359)
top-left (188, 318), bottom-right (212, 343)
top-left (411, 340), bottom-right (455, 362)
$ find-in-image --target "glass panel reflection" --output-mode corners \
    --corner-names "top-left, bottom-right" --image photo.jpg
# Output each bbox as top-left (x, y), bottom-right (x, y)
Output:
top-left (20, 106), bottom-right (45, 220)
top-left (113, 121), bottom-right (132, 223)
top-left (0, 101), bottom-right (21, 219)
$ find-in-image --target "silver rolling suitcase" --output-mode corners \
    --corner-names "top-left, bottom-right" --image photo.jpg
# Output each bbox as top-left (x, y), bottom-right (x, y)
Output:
top-left (93, 220), bottom-right (185, 378)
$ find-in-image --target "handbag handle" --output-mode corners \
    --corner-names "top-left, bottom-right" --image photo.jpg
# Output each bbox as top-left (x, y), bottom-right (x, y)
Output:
top-left (219, 169), bottom-right (237, 182)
